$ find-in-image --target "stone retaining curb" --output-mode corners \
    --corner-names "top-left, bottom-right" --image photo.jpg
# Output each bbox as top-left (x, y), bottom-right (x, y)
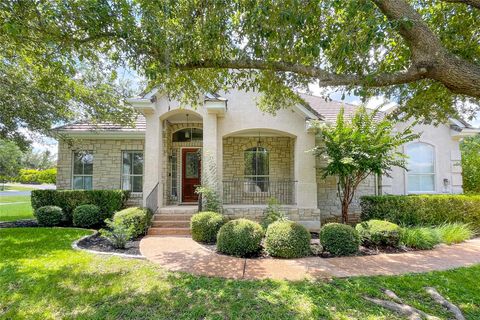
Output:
top-left (72, 231), bottom-right (145, 260)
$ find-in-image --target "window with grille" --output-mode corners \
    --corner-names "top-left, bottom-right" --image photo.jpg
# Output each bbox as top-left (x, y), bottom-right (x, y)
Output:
top-left (121, 151), bottom-right (144, 192)
top-left (244, 147), bottom-right (269, 192)
top-left (72, 151), bottom-right (93, 190)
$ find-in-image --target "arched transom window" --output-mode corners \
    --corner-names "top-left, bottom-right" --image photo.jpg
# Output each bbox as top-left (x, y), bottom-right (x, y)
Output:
top-left (244, 147), bottom-right (269, 191)
top-left (406, 142), bottom-right (435, 193)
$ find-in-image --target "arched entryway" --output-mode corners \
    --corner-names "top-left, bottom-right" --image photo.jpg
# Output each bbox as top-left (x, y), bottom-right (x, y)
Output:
top-left (160, 110), bottom-right (203, 205)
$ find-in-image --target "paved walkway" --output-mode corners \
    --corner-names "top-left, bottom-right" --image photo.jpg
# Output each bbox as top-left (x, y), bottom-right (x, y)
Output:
top-left (140, 236), bottom-right (480, 280)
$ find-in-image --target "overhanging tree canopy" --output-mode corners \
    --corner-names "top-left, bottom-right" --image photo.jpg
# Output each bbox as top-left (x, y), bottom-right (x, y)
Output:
top-left (1, 0), bottom-right (479, 146)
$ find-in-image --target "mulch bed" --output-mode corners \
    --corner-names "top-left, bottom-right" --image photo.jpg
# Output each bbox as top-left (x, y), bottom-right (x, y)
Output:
top-left (0, 219), bottom-right (39, 228)
top-left (77, 233), bottom-right (142, 256)
top-left (200, 232), bottom-right (415, 259)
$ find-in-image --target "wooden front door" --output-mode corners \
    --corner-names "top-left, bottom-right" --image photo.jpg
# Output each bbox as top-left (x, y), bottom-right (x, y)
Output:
top-left (182, 148), bottom-right (201, 202)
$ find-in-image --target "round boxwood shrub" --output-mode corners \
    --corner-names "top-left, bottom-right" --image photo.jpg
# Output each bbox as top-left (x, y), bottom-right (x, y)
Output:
top-left (113, 207), bottom-right (153, 239)
top-left (264, 221), bottom-right (311, 258)
top-left (320, 223), bottom-right (360, 256)
top-left (355, 219), bottom-right (402, 247)
top-left (35, 205), bottom-right (64, 226)
top-left (216, 219), bottom-right (264, 257)
top-left (73, 204), bottom-right (102, 228)
top-left (190, 211), bottom-right (225, 243)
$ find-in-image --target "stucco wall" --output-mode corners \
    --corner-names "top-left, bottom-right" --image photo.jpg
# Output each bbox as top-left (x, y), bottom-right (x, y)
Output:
top-left (56, 138), bottom-right (144, 205)
top-left (381, 122), bottom-right (463, 195)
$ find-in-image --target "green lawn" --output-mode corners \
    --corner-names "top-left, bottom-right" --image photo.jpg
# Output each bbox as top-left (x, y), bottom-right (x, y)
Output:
top-left (0, 184), bottom-right (37, 191)
top-left (1, 228), bottom-right (479, 319)
top-left (0, 195), bottom-right (34, 221)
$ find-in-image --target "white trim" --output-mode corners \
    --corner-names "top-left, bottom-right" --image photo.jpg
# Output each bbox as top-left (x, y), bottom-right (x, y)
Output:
top-left (404, 141), bottom-right (437, 194)
top-left (294, 103), bottom-right (319, 120)
top-left (57, 131), bottom-right (145, 139)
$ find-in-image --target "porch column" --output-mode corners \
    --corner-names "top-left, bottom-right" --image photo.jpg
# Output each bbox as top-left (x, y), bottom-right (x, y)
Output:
top-left (294, 132), bottom-right (318, 208)
top-left (202, 113), bottom-right (220, 193)
top-left (143, 113), bottom-right (163, 208)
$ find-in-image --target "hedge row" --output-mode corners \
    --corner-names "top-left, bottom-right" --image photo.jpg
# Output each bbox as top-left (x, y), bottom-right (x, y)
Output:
top-left (18, 168), bottom-right (57, 184)
top-left (360, 195), bottom-right (480, 230)
top-left (31, 189), bottom-right (129, 222)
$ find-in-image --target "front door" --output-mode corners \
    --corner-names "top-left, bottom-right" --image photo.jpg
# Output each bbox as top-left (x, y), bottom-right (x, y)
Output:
top-left (182, 148), bottom-right (201, 202)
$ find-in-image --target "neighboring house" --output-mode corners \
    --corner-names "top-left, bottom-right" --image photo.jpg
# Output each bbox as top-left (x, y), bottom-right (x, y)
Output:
top-left (54, 88), bottom-right (479, 230)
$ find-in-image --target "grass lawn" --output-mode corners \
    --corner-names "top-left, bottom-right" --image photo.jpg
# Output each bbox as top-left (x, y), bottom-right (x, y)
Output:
top-left (0, 184), bottom-right (37, 191)
top-left (0, 195), bottom-right (34, 221)
top-left (1, 228), bottom-right (479, 319)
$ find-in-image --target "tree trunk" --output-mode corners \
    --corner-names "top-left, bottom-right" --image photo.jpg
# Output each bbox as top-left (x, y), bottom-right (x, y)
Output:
top-left (341, 199), bottom-right (349, 224)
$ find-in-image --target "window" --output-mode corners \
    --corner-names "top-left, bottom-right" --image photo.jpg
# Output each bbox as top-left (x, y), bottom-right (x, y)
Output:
top-left (172, 128), bottom-right (203, 142)
top-left (244, 147), bottom-right (269, 192)
top-left (72, 151), bottom-right (93, 190)
top-left (122, 151), bottom-right (144, 192)
top-left (406, 142), bottom-right (435, 193)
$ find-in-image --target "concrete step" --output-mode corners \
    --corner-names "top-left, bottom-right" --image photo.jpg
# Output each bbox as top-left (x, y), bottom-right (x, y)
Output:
top-left (151, 220), bottom-right (190, 228)
top-left (147, 227), bottom-right (191, 236)
top-left (157, 206), bottom-right (198, 215)
top-left (153, 214), bottom-right (194, 221)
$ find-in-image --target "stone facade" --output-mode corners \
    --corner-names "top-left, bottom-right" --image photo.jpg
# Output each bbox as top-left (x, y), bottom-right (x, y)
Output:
top-left (222, 136), bottom-right (295, 204)
top-left (222, 206), bottom-right (321, 230)
top-left (56, 138), bottom-right (144, 205)
top-left (222, 136), bottom-right (294, 179)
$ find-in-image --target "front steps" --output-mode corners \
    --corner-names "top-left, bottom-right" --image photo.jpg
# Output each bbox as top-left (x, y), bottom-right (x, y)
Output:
top-left (147, 206), bottom-right (198, 236)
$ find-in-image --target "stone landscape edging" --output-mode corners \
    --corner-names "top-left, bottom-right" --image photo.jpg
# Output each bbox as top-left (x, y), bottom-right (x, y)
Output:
top-left (72, 231), bottom-right (145, 260)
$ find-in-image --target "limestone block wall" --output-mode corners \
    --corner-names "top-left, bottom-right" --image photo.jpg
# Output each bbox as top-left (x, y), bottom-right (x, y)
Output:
top-left (222, 136), bottom-right (295, 204)
top-left (56, 138), bottom-right (144, 205)
top-left (222, 206), bottom-right (321, 230)
top-left (222, 136), bottom-right (294, 180)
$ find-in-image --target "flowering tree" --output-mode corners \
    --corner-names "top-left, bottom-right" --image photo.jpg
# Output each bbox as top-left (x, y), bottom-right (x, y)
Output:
top-left (313, 107), bottom-right (418, 224)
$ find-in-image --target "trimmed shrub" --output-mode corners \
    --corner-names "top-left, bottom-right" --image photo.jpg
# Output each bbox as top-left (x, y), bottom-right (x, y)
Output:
top-left (360, 195), bottom-right (480, 229)
top-left (400, 227), bottom-right (441, 250)
top-left (435, 223), bottom-right (474, 245)
top-left (264, 221), bottom-right (311, 258)
top-left (191, 211), bottom-right (225, 243)
top-left (31, 189), bottom-right (129, 223)
top-left (320, 223), bottom-right (360, 256)
top-left (113, 207), bottom-right (153, 239)
top-left (216, 219), bottom-right (264, 257)
top-left (355, 220), bottom-right (402, 247)
top-left (73, 204), bottom-right (102, 228)
top-left (35, 206), bottom-right (64, 226)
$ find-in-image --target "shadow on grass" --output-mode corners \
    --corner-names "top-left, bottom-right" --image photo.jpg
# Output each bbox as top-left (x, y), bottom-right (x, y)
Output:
top-left (0, 228), bottom-right (479, 319)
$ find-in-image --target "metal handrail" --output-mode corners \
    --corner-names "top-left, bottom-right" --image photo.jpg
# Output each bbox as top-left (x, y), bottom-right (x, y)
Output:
top-left (223, 179), bottom-right (297, 205)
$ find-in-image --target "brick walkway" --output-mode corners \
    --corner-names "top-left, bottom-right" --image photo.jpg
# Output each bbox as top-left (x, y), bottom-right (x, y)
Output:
top-left (140, 236), bottom-right (480, 280)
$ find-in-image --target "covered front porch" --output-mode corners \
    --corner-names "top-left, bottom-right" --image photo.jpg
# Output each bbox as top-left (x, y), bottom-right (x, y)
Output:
top-left (138, 93), bottom-right (319, 225)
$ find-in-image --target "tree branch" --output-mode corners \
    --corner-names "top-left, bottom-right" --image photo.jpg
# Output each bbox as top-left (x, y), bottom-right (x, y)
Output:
top-left (371, 0), bottom-right (480, 98)
top-left (442, 0), bottom-right (480, 9)
top-left (177, 58), bottom-right (428, 88)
